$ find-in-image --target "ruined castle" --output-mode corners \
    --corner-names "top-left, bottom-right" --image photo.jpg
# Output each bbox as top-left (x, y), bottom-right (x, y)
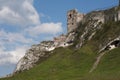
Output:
top-left (67, 7), bottom-right (120, 34)
top-left (53, 9), bottom-right (85, 47)
top-left (53, 7), bottom-right (120, 48)
top-left (67, 9), bottom-right (84, 33)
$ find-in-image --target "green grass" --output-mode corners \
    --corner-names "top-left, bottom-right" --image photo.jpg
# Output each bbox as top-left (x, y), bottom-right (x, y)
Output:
top-left (0, 46), bottom-right (97, 80)
top-left (83, 48), bottom-right (120, 80)
top-left (1, 46), bottom-right (120, 80)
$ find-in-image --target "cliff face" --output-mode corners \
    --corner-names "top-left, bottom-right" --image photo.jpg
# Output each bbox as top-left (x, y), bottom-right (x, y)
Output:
top-left (75, 6), bottom-right (120, 50)
top-left (76, 11), bottom-right (104, 48)
top-left (15, 41), bottom-right (55, 72)
top-left (14, 6), bottom-right (120, 73)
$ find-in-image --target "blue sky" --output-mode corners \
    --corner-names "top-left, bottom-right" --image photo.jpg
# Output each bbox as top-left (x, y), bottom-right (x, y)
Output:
top-left (0, 0), bottom-right (118, 77)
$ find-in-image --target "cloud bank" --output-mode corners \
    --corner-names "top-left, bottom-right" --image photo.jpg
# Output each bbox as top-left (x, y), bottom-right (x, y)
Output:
top-left (0, 0), bottom-right (39, 26)
top-left (0, 0), bottom-right (63, 65)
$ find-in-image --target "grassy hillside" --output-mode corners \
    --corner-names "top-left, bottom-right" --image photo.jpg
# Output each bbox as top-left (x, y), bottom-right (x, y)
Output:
top-left (1, 46), bottom-right (120, 80)
top-left (84, 48), bottom-right (120, 80)
top-left (0, 46), bottom-right (96, 80)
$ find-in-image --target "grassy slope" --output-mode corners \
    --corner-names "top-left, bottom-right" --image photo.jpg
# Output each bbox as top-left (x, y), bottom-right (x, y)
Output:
top-left (84, 48), bottom-right (120, 80)
top-left (1, 47), bottom-right (120, 80)
top-left (1, 46), bottom-right (96, 80)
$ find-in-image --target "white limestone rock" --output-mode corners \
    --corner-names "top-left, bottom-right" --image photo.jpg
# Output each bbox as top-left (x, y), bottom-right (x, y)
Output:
top-left (14, 41), bottom-right (55, 73)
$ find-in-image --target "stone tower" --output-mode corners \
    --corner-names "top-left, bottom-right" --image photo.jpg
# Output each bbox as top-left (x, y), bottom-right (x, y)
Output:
top-left (67, 9), bottom-right (84, 33)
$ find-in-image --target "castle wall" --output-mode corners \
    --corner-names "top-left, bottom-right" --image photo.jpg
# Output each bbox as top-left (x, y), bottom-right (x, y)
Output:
top-left (67, 9), bottom-right (84, 33)
top-left (54, 34), bottom-right (66, 43)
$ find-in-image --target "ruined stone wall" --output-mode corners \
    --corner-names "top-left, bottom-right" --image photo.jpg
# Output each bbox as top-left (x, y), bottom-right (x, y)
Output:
top-left (53, 34), bottom-right (67, 47)
top-left (54, 34), bottom-right (66, 43)
top-left (67, 9), bottom-right (84, 33)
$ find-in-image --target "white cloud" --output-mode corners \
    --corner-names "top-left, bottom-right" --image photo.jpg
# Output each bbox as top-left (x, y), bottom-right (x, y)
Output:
top-left (5, 33), bottom-right (33, 44)
top-left (0, 46), bottom-right (29, 65)
top-left (0, 7), bottom-right (21, 23)
top-left (22, 0), bottom-right (40, 25)
top-left (0, 30), bottom-right (33, 65)
top-left (0, 0), bottom-right (40, 26)
top-left (0, 30), bottom-right (33, 44)
top-left (26, 23), bottom-right (63, 36)
top-left (0, 0), bottom-right (63, 66)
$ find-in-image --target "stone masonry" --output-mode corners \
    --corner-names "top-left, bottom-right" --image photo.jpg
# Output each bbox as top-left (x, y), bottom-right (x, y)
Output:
top-left (67, 9), bottom-right (84, 33)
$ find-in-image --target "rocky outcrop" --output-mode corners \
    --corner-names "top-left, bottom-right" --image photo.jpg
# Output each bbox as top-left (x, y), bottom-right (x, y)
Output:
top-left (14, 39), bottom-right (71, 73)
top-left (99, 36), bottom-right (120, 52)
top-left (76, 6), bottom-right (120, 49)
top-left (65, 31), bottom-right (76, 44)
top-left (76, 11), bottom-right (104, 48)
top-left (14, 41), bottom-right (55, 72)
